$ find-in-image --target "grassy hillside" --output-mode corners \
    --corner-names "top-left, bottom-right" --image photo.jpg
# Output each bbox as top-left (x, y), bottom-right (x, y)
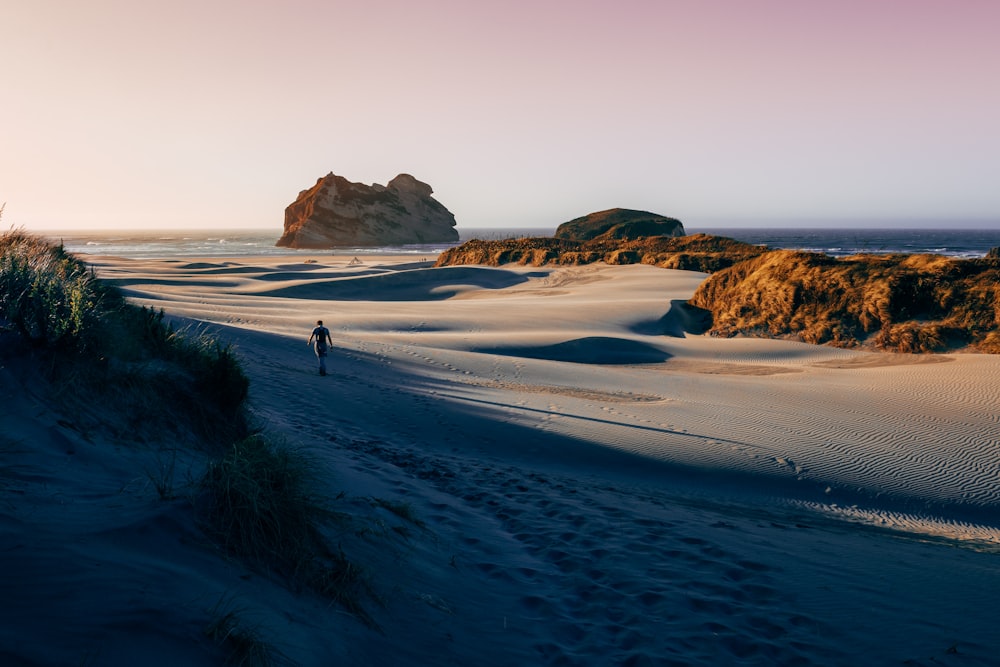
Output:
top-left (689, 249), bottom-right (1000, 353)
top-left (439, 230), bottom-right (1000, 354)
top-left (0, 228), bottom-right (250, 441)
top-left (436, 233), bottom-right (768, 273)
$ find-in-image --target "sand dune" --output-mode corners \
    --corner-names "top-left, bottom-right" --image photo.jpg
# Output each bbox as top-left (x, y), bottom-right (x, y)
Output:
top-left (93, 255), bottom-right (1000, 533)
top-left (475, 336), bottom-right (674, 364)
top-left (6, 253), bottom-right (999, 666)
top-left (255, 266), bottom-right (545, 301)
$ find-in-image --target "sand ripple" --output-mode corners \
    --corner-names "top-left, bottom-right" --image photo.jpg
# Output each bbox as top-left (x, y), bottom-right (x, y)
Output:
top-left (70, 254), bottom-right (1000, 665)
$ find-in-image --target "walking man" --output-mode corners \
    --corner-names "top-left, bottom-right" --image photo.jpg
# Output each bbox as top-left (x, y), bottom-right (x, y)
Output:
top-left (308, 319), bottom-right (333, 376)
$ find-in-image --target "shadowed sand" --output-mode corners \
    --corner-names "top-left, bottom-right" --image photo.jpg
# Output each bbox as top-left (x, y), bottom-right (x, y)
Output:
top-left (4, 252), bottom-right (1000, 666)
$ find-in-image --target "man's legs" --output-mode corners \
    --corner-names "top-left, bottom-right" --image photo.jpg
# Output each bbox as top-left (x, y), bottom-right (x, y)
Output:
top-left (318, 351), bottom-right (327, 376)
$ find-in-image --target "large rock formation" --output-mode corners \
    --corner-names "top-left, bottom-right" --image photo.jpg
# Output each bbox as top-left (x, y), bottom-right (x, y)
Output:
top-left (276, 173), bottom-right (459, 248)
top-left (554, 208), bottom-right (685, 241)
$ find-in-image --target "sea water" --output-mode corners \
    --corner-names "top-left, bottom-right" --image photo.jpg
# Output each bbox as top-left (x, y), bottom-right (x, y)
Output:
top-left (42, 226), bottom-right (999, 260)
top-left (43, 228), bottom-right (553, 259)
top-left (694, 227), bottom-right (1000, 259)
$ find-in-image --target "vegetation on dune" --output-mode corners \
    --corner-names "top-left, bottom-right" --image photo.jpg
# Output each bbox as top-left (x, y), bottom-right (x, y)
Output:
top-left (1, 229), bottom-right (379, 649)
top-left (197, 434), bottom-right (377, 628)
top-left (205, 595), bottom-right (290, 667)
top-left (439, 229), bottom-right (1000, 354)
top-left (199, 434), bottom-right (324, 566)
top-left (435, 233), bottom-right (768, 273)
top-left (689, 249), bottom-right (1000, 353)
top-left (0, 228), bottom-right (106, 346)
top-left (0, 228), bottom-right (250, 442)
top-left (634, 234), bottom-right (772, 272)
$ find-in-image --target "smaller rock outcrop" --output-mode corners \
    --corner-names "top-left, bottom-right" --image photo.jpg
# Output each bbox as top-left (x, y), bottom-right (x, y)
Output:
top-left (555, 208), bottom-right (685, 241)
top-left (277, 173), bottom-right (459, 248)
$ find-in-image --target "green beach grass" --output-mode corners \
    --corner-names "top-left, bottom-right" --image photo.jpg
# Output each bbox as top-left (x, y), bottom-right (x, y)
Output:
top-left (1, 229), bottom-right (380, 656)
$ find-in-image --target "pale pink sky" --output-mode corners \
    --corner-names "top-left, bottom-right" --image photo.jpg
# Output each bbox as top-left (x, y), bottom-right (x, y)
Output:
top-left (3, 0), bottom-right (999, 230)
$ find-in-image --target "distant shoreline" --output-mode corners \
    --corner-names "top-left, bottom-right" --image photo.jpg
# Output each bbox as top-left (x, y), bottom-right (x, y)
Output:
top-left (35, 226), bottom-right (1000, 260)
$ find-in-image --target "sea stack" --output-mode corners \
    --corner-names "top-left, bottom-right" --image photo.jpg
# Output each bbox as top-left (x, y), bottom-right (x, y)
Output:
top-left (276, 173), bottom-right (459, 248)
top-left (555, 208), bottom-right (685, 241)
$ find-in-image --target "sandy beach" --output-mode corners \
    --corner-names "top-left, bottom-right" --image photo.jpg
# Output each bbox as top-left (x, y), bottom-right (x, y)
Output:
top-left (4, 252), bottom-right (1000, 666)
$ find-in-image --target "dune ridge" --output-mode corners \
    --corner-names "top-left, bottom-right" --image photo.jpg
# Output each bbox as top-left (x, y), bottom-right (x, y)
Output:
top-left (439, 233), bottom-right (1000, 353)
top-left (5, 249), bottom-right (1000, 666)
top-left (691, 249), bottom-right (1000, 353)
top-left (89, 254), bottom-right (1000, 532)
top-left (435, 232), bottom-right (768, 272)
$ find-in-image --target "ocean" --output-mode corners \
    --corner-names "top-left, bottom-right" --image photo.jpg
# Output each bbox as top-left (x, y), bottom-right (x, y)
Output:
top-left (43, 226), bottom-right (999, 260)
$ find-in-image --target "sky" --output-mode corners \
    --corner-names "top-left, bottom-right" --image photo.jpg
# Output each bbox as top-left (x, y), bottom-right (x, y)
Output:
top-left (3, 0), bottom-right (999, 231)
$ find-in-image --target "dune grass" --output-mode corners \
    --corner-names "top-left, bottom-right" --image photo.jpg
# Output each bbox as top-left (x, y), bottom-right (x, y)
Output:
top-left (2, 229), bottom-right (377, 634)
top-left (0, 228), bottom-right (105, 346)
top-left (205, 596), bottom-right (288, 667)
top-left (199, 434), bottom-right (322, 566)
top-left (198, 434), bottom-right (378, 627)
top-left (1, 229), bottom-right (251, 442)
